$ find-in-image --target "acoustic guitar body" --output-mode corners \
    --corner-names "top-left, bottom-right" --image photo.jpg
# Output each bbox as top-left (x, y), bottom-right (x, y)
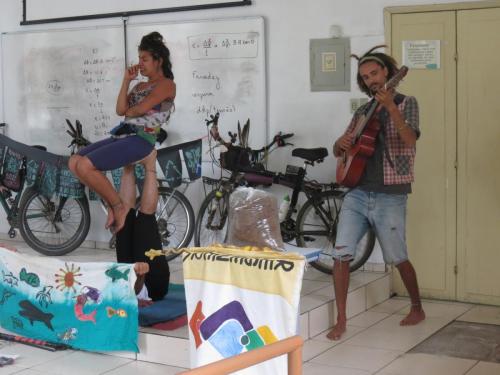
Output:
top-left (336, 117), bottom-right (381, 187)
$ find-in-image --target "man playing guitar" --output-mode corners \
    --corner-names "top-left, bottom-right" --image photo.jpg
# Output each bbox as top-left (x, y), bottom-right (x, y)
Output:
top-left (328, 46), bottom-right (425, 340)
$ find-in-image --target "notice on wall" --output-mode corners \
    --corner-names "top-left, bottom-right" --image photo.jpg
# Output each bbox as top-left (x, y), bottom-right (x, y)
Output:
top-left (402, 40), bottom-right (440, 69)
top-left (321, 52), bottom-right (336, 72)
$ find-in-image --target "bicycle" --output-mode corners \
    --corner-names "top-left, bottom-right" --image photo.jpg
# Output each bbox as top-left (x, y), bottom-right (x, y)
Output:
top-left (194, 113), bottom-right (375, 274)
top-left (0, 121), bottom-right (195, 258)
top-left (0, 123), bottom-right (90, 255)
top-left (64, 119), bottom-right (196, 259)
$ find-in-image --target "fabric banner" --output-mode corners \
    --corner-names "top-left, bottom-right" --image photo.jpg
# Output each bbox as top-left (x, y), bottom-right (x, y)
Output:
top-left (181, 139), bottom-right (203, 181)
top-left (0, 248), bottom-right (138, 352)
top-left (183, 245), bottom-right (305, 374)
top-left (157, 139), bottom-right (202, 188)
top-left (0, 134), bottom-right (84, 199)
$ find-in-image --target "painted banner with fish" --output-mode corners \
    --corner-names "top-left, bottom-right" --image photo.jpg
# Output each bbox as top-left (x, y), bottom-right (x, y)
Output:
top-left (183, 245), bottom-right (305, 374)
top-left (0, 247), bottom-right (138, 352)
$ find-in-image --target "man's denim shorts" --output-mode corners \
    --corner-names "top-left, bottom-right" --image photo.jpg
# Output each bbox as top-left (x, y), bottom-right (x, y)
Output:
top-left (333, 188), bottom-right (409, 265)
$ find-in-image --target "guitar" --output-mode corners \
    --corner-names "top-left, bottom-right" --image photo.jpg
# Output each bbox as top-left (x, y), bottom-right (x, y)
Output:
top-left (336, 66), bottom-right (409, 187)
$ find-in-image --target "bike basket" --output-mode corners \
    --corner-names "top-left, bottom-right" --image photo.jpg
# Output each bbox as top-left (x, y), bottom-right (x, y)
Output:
top-left (220, 145), bottom-right (252, 172)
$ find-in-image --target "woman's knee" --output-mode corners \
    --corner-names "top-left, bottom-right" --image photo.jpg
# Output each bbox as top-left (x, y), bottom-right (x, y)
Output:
top-left (75, 156), bottom-right (97, 174)
top-left (68, 155), bottom-right (81, 173)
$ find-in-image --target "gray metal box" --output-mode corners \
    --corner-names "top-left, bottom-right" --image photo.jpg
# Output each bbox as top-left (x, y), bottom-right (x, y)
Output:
top-left (310, 38), bottom-right (350, 91)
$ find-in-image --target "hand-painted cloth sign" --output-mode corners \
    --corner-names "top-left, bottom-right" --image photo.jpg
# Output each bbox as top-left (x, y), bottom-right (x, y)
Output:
top-left (0, 247), bottom-right (138, 352)
top-left (157, 139), bottom-right (202, 188)
top-left (183, 245), bottom-right (305, 374)
top-left (0, 134), bottom-right (83, 199)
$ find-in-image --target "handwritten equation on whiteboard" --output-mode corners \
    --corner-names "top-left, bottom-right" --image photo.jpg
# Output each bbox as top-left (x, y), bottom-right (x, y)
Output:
top-left (81, 48), bottom-right (124, 138)
top-left (188, 32), bottom-right (259, 60)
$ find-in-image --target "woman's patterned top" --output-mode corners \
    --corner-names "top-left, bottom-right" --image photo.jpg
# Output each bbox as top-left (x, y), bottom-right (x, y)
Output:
top-left (124, 82), bottom-right (174, 135)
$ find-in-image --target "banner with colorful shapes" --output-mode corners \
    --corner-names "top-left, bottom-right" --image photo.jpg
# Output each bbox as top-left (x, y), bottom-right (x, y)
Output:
top-left (0, 247), bottom-right (138, 352)
top-left (183, 245), bottom-right (305, 374)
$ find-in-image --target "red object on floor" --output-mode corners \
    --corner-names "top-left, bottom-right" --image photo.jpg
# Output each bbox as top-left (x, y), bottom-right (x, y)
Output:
top-left (150, 314), bottom-right (188, 330)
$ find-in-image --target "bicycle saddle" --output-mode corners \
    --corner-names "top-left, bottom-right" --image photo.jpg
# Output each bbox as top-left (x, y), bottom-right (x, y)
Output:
top-left (292, 147), bottom-right (328, 163)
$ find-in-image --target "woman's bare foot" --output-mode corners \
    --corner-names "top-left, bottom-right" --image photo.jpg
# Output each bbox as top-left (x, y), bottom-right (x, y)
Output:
top-left (105, 206), bottom-right (115, 230)
top-left (400, 307), bottom-right (426, 326)
top-left (326, 319), bottom-right (346, 340)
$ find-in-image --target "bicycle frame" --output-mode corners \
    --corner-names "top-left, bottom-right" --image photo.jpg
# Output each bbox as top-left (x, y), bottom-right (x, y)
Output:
top-left (203, 142), bottom-right (342, 242)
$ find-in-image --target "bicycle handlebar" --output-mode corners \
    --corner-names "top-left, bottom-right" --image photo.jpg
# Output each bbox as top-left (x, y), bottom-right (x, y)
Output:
top-left (252, 132), bottom-right (294, 154)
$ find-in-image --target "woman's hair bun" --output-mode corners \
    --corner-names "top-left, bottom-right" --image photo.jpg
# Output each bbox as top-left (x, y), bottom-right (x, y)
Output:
top-left (143, 32), bottom-right (163, 44)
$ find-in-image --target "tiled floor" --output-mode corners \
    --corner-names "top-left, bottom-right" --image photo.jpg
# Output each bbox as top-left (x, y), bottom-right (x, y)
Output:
top-left (1, 240), bottom-right (500, 374)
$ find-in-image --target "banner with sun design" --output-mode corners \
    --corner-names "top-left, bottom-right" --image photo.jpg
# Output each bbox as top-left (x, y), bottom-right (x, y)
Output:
top-left (0, 247), bottom-right (138, 352)
top-left (183, 245), bottom-right (305, 374)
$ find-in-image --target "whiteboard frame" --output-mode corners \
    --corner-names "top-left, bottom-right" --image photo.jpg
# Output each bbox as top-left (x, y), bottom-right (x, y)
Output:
top-left (21, 0), bottom-right (252, 25)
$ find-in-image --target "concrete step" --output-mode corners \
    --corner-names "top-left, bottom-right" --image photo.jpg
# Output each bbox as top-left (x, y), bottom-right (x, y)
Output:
top-left (119, 268), bottom-right (391, 367)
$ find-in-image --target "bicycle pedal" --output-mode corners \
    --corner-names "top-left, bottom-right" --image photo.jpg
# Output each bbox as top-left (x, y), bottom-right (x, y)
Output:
top-left (8, 227), bottom-right (16, 239)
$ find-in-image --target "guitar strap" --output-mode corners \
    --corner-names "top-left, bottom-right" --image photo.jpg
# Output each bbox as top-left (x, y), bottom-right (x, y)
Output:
top-left (380, 93), bottom-right (406, 168)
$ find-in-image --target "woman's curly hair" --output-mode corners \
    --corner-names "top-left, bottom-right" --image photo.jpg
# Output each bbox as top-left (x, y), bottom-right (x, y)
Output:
top-left (139, 31), bottom-right (174, 80)
top-left (351, 45), bottom-right (398, 96)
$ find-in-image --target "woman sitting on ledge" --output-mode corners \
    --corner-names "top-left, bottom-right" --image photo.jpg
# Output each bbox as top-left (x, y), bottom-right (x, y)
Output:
top-left (68, 31), bottom-right (175, 234)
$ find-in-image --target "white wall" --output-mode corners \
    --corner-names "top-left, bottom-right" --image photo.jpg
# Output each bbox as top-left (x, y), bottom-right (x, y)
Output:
top-left (0, 0), bottom-right (481, 248)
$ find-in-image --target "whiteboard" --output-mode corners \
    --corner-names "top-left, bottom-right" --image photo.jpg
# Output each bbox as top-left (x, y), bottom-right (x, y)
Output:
top-left (1, 17), bottom-right (266, 157)
top-left (126, 16), bottom-right (267, 153)
top-left (1, 26), bottom-right (125, 154)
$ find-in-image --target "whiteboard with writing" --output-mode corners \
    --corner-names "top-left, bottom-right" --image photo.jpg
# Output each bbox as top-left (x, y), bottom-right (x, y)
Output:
top-left (1, 17), bottom-right (266, 157)
top-left (126, 16), bottom-right (267, 152)
top-left (1, 26), bottom-right (125, 154)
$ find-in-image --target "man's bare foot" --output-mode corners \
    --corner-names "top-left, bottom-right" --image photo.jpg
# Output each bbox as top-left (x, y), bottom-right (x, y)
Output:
top-left (111, 202), bottom-right (129, 234)
top-left (326, 319), bottom-right (346, 341)
top-left (400, 307), bottom-right (426, 326)
top-left (139, 149), bottom-right (157, 171)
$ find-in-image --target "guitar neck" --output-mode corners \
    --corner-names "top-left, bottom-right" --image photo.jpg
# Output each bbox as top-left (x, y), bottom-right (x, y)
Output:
top-left (353, 100), bottom-right (379, 139)
top-left (351, 66), bottom-right (409, 140)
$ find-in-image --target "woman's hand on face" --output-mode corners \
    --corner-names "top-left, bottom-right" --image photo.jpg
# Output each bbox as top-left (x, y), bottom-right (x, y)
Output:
top-left (124, 64), bottom-right (139, 82)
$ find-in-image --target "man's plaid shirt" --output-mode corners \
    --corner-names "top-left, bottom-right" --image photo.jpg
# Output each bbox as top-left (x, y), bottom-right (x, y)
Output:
top-left (345, 95), bottom-right (420, 185)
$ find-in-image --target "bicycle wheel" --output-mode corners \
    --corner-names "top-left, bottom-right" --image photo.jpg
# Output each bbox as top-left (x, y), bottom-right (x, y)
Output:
top-left (18, 188), bottom-right (91, 256)
top-left (296, 190), bottom-right (376, 274)
top-left (194, 189), bottom-right (229, 247)
top-left (156, 186), bottom-right (195, 261)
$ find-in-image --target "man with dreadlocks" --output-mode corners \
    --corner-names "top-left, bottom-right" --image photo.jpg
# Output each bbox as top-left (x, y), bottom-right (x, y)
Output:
top-left (328, 46), bottom-right (425, 340)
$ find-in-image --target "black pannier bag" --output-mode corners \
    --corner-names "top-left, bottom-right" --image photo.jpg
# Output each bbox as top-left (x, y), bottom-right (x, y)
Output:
top-left (220, 145), bottom-right (252, 172)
